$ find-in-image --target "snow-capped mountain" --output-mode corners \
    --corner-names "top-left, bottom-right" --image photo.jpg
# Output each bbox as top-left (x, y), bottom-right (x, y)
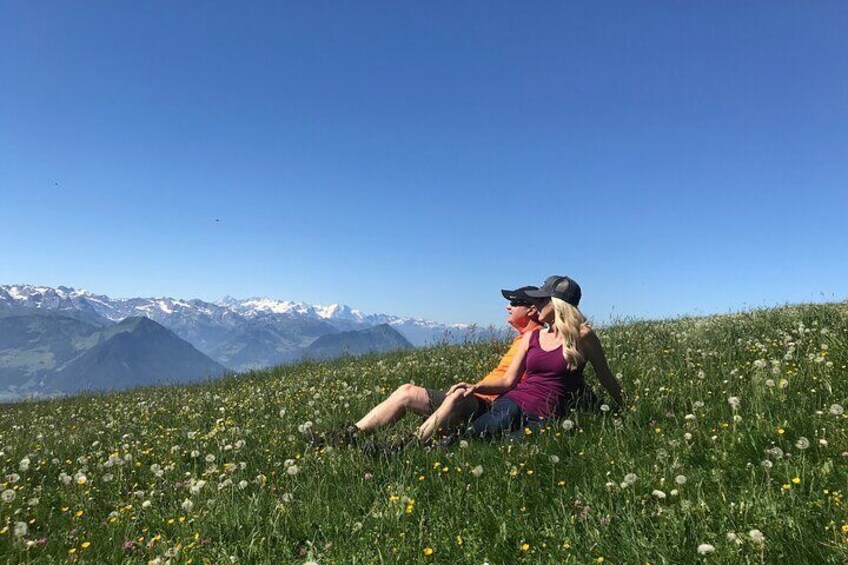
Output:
top-left (0, 284), bottom-right (474, 371)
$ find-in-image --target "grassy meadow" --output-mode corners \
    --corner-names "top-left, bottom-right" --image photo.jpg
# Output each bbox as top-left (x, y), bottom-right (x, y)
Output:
top-left (0, 303), bottom-right (846, 564)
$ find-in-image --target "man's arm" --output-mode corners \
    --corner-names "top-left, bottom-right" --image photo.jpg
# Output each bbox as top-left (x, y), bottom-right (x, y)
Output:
top-left (449, 332), bottom-right (530, 396)
top-left (581, 328), bottom-right (625, 408)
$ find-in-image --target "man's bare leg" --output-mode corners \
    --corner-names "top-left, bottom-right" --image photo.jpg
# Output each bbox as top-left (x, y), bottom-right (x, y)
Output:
top-left (355, 383), bottom-right (432, 435)
top-left (417, 390), bottom-right (482, 443)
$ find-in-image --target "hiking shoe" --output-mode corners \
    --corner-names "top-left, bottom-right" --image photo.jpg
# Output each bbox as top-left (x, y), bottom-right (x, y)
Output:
top-left (362, 436), bottom-right (412, 458)
top-left (312, 423), bottom-right (361, 448)
top-left (436, 433), bottom-right (459, 449)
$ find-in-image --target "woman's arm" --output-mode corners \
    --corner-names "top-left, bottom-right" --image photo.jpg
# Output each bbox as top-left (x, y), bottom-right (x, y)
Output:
top-left (581, 328), bottom-right (625, 408)
top-left (449, 332), bottom-right (531, 397)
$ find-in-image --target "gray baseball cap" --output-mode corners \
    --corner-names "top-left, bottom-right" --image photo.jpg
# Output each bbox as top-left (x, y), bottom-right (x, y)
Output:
top-left (524, 275), bottom-right (581, 306)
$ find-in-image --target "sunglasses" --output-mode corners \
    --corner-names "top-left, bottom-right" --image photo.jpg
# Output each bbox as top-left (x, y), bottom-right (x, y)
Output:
top-left (509, 301), bottom-right (533, 308)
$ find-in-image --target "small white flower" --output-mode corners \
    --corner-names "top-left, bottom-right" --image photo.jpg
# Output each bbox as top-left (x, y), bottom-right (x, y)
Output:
top-left (684, 432), bottom-right (693, 440)
top-left (18, 458), bottom-right (30, 472)
top-left (600, 404), bottom-right (610, 413)
top-left (675, 475), bottom-right (687, 485)
top-left (748, 529), bottom-right (765, 545)
top-left (670, 489), bottom-right (679, 496)
top-left (13, 521), bottom-right (27, 538)
top-left (181, 498), bottom-right (194, 512)
top-left (142, 500), bottom-right (152, 508)
top-left (1, 489), bottom-right (16, 503)
top-left (697, 543), bottom-right (715, 555)
top-left (459, 440), bottom-right (469, 449)
top-left (795, 437), bottom-right (810, 450)
top-left (238, 480), bottom-right (248, 490)
top-left (684, 414), bottom-right (696, 421)
top-left (652, 489), bottom-right (667, 500)
top-left (205, 454), bottom-right (216, 463)
top-left (829, 404), bottom-right (844, 416)
top-left (623, 473), bottom-right (638, 486)
top-left (297, 421), bottom-right (313, 434)
top-left (549, 455), bottom-right (560, 464)
top-left (471, 465), bottom-right (484, 478)
top-left (728, 396), bottom-right (740, 409)
top-left (286, 465), bottom-right (300, 476)
top-left (733, 414), bottom-right (743, 423)
top-left (561, 419), bottom-right (575, 431)
top-left (727, 532), bottom-right (743, 545)
top-left (819, 439), bottom-right (828, 447)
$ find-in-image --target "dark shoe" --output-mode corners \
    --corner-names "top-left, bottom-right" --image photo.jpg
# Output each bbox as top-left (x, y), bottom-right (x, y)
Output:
top-left (362, 436), bottom-right (412, 458)
top-left (312, 423), bottom-right (361, 448)
top-left (437, 433), bottom-right (459, 449)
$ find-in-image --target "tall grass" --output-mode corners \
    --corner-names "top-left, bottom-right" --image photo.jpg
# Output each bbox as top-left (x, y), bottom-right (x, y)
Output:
top-left (0, 303), bottom-right (845, 563)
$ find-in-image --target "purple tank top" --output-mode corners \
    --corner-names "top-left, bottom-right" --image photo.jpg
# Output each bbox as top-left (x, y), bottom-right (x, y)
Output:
top-left (503, 329), bottom-right (584, 418)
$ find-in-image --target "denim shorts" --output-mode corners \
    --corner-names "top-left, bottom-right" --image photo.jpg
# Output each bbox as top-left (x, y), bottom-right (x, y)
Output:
top-left (467, 396), bottom-right (543, 440)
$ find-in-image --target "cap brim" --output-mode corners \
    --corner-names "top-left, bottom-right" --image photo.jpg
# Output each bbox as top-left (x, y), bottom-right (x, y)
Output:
top-left (523, 288), bottom-right (553, 298)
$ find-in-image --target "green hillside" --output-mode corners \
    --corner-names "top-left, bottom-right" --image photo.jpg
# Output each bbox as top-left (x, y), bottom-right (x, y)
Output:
top-left (0, 303), bottom-right (845, 563)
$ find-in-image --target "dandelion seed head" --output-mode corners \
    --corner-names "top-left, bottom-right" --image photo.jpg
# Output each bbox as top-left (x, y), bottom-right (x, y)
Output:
top-left (697, 543), bottom-right (715, 555)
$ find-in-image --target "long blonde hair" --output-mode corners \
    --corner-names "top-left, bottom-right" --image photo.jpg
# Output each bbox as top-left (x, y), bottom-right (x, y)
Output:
top-left (551, 297), bottom-right (587, 368)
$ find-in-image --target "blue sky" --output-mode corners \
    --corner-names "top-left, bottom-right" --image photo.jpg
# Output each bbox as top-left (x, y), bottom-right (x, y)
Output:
top-left (2, 2), bottom-right (846, 326)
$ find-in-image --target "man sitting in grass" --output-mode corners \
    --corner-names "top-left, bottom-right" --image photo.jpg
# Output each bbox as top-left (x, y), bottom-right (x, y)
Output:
top-left (313, 285), bottom-right (550, 447)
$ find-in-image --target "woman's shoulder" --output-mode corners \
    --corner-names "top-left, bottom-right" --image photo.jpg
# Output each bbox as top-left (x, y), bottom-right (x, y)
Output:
top-left (579, 324), bottom-right (594, 339)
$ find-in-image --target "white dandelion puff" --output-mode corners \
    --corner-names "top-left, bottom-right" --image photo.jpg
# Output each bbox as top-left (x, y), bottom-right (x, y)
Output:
top-left (748, 529), bottom-right (765, 546)
top-left (697, 543), bottom-right (715, 555)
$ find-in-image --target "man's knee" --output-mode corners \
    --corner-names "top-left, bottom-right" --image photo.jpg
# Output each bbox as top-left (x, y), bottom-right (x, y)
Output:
top-left (393, 383), bottom-right (425, 408)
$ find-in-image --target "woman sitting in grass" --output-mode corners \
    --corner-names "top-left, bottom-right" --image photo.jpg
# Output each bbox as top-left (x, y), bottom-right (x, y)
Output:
top-left (449, 275), bottom-right (625, 440)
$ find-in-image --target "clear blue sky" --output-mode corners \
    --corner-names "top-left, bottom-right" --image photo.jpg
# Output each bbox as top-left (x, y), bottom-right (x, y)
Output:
top-left (2, 2), bottom-right (846, 326)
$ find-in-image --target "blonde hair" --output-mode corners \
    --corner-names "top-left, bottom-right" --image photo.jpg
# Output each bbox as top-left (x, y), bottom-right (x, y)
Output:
top-left (551, 297), bottom-right (587, 368)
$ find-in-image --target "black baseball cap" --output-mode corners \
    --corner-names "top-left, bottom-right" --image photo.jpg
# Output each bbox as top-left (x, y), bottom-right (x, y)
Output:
top-left (500, 285), bottom-right (539, 307)
top-left (524, 275), bottom-right (581, 306)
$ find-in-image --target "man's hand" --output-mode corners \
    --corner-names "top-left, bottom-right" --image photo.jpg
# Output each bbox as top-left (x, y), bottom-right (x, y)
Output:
top-left (448, 382), bottom-right (473, 396)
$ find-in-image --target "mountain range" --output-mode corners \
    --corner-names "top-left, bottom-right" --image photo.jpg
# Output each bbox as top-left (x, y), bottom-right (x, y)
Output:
top-left (0, 284), bottom-right (484, 399)
top-left (0, 312), bottom-right (227, 399)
